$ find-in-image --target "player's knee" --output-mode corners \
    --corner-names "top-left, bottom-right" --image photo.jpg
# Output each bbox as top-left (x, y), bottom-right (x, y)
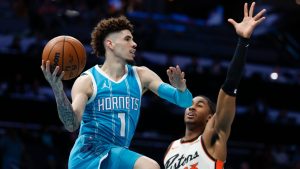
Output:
top-left (144, 160), bottom-right (160, 169)
top-left (134, 156), bottom-right (160, 169)
top-left (150, 160), bottom-right (160, 169)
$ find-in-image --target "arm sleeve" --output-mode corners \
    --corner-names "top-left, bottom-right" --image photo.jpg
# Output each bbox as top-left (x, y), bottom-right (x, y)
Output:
top-left (158, 82), bottom-right (193, 108)
top-left (221, 37), bottom-right (250, 96)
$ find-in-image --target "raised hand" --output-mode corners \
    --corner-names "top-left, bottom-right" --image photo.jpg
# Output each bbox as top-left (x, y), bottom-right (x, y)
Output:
top-left (228, 2), bottom-right (266, 38)
top-left (41, 60), bottom-right (65, 91)
top-left (167, 65), bottom-right (187, 92)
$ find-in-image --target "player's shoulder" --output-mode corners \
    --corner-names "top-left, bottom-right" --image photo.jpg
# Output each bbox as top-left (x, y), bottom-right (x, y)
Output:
top-left (168, 139), bottom-right (181, 148)
top-left (134, 66), bottom-right (153, 75)
top-left (134, 65), bottom-right (149, 70)
top-left (71, 73), bottom-right (93, 95)
top-left (73, 73), bottom-right (92, 85)
top-left (164, 139), bottom-right (181, 157)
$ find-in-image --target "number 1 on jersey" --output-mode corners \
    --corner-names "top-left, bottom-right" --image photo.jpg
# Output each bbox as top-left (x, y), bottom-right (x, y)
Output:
top-left (118, 113), bottom-right (126, 137)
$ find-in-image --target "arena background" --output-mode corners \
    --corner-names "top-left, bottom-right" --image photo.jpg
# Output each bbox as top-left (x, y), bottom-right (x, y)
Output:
top-left (0, 0), bottom-right (299, 168)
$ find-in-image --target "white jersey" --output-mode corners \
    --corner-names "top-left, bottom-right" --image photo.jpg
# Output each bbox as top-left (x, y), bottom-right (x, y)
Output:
top-left (164, 135), bottom-right (224, 169)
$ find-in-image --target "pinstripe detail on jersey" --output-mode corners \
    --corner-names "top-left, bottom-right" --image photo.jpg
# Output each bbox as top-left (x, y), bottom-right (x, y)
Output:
top-left (79, 64), bottom-right (142, 147)
top-left (84, 70), bottom-right (97, 104)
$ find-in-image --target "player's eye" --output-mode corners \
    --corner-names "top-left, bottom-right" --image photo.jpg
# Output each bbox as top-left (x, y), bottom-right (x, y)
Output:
top-left (125, 36), bottom-right (131, 41)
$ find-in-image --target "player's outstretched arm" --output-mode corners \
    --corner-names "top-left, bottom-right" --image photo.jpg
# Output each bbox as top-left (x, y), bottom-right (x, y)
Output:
top-left (41, 60), bottom-right (88, 132)
top-left (213, 2), bottom-right (266, 139)
top-left (137, 66), bottom-right (192, 108)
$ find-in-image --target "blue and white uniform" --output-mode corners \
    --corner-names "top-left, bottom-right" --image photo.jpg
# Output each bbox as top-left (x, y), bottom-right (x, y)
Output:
top-left (69, 64), bottom-right (142, 169)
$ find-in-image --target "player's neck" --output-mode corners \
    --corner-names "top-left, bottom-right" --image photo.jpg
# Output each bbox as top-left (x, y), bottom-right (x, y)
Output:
top-left (182, 131), bottom-right (201, 143)
top-left (101, 59), bottom-right (127, 81)
top-left (184, 127), bottom-right (203, 142)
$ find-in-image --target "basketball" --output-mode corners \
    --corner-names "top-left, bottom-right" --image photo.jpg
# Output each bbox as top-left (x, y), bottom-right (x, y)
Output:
top-left (42, 35), bottom-right (86, 80)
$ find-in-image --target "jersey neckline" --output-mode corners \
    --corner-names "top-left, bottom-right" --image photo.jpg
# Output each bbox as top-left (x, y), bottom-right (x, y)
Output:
top-left (95, 64), bottom-right (129, 84)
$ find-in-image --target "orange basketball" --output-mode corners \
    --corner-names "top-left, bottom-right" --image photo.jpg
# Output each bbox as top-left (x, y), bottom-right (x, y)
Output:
top-left (42, 35), bottom-right (86, 80)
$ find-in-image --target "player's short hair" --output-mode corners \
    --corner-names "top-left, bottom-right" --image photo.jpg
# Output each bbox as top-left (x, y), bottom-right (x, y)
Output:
top-left (91, 15), bottom-right (134, 57)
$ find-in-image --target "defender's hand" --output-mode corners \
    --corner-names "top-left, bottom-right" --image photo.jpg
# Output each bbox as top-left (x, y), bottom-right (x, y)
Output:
top-left (228, 2), bottom-right (266, 38)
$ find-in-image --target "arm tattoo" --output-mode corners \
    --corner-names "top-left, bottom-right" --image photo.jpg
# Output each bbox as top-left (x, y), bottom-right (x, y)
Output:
top-left (54, 90), bottom-right (78, 131)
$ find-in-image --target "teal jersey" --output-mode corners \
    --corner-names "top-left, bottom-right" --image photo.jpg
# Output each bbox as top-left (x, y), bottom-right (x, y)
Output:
top-left (79, 64), bottom-right (142, 148)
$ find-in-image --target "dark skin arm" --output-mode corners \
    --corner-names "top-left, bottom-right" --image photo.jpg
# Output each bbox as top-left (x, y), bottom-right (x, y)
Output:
top-left (202, 2), bottom-right (266, 161)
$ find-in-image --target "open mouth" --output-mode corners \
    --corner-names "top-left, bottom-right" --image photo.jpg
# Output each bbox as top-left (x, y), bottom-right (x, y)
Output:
top-left (186, 112), bottom-right (195, 118)
top-left (130, 49), bottom-right (136, 57)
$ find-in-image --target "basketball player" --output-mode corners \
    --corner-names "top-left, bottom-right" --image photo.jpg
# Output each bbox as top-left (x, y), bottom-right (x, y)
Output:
top-left (164, 2), bottom-right (266, 169)
top-left (41, 16), bottom-right (192, 169)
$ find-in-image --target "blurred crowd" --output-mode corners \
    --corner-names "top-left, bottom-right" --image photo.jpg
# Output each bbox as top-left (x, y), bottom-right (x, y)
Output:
top-left (1, 0), bottom-right (300, 169)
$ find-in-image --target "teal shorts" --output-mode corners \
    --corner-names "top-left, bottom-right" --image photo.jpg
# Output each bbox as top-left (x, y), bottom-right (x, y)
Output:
top-left (68, 135), bottom-right (142, 169)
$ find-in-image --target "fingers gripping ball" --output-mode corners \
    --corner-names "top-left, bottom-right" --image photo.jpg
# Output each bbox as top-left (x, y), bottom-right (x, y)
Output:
top-left (42, 35), bottom-right (86, 80)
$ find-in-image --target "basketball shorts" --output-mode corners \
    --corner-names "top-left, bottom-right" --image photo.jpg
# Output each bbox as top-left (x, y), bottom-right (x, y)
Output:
top-left (68, 135), bottom-right (142, 169)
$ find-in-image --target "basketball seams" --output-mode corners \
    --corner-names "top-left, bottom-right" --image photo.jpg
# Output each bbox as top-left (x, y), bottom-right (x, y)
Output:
top-left (62, 37), bottom-right (65, 79)
top-left (44, 40), bottom-right (65, 73)
top-left (65, 40), bottom-right (80, 78)
top-left (45, 40), bottom-right (65, 61)
top-left (42, 36), bottom-right (86, 80)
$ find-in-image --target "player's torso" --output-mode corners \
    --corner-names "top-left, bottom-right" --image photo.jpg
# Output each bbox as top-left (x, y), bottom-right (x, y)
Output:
top-left (80, 64), bottom-right (142, 147)
top-left (164, 136), bottom-right (224, 169)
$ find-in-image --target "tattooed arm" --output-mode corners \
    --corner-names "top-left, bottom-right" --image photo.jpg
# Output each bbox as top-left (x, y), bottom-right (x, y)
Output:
top-left (41, 60), bottom-right (92, 132)
top-left (52, 87), bottom-right (78, 131)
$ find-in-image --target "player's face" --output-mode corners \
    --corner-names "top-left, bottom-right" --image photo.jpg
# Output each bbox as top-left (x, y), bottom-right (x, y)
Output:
top-left (112, 30), bottom-right (137, 64)
top-left (184, 96), bottom-right (211, 126)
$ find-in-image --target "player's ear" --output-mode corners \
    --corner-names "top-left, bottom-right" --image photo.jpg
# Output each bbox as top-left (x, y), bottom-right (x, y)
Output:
top-left (104, 39), bottom-right (114, 50)
top-left (206, 114), bottom-right (213, 123)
